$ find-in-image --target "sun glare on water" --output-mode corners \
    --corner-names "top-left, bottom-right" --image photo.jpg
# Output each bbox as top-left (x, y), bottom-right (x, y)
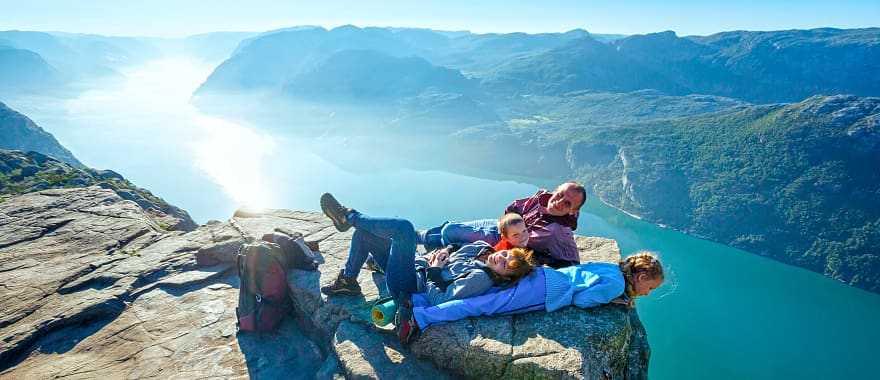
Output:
top-left (190, 114), bottom-right (277, 210)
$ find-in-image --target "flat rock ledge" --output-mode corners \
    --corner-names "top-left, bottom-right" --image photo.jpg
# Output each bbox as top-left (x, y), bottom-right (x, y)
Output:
top-left (0, 188), bottom-right (325, 379)
top-left (0, 188), bottom-right (649, 379)
top-left (233, 209), bottom-right (650, 380)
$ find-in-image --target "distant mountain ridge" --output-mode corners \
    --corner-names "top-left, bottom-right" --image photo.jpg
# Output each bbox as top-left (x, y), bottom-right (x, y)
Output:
top-left (195, 25), bottom-right (598, 95)
top-left (0, 30), bottom-right (257, 95)
top-left (197, 26), bottom-right (880, 104)
top-left (485, 28), bottom-right (880, 103)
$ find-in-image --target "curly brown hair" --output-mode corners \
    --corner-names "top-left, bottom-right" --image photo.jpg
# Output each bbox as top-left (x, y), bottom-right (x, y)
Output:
top-left (620, 251), bottom-right (664, 298)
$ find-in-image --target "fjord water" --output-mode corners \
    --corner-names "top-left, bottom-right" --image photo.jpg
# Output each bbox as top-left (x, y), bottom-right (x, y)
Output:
top-left (6, 58), bottom-right (880, 379)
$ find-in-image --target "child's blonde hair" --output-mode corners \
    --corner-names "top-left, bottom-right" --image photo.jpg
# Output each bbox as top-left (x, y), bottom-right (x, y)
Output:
top-left (497, 213), bottom-right (525, 236)
top-left (620, 251), bottom-right (664, 298)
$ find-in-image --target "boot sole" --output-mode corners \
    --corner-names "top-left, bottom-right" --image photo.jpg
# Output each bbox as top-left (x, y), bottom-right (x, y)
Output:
top-left (320, 193), bottom-right (352, 232)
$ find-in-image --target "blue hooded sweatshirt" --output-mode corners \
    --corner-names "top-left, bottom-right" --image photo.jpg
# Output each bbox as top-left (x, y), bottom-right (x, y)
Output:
top-left (412, 262), bottom-right (625, 329)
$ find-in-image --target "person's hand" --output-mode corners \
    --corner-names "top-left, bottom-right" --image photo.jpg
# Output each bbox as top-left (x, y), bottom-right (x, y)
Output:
top-left (429, 249), bottom-right (449, 268)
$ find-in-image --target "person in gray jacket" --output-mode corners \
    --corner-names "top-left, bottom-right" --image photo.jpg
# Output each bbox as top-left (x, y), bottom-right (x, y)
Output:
top-left (416, 240), bottom-right (535, 305)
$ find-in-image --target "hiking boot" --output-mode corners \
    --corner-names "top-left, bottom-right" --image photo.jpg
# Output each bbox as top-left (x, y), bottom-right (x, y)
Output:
top-left (364, 255), bottom-right (384, 274)
top-left (395, 299), bottom-right (419, 345)
top-left (321, 270), bottom-right (362, 296)
top-left (320, 193), bottom-right (353, 232)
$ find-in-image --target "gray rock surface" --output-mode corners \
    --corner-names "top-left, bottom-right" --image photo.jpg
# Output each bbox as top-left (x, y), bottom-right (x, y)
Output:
top-left (232, 209), bottom-right (650, 379)
top-left (0, 188), bottom-right (324, 379)
top-left (0, 190), bottom-right (649, 379)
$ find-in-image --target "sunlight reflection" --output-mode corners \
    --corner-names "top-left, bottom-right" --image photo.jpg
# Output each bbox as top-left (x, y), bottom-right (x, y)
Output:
top-left (191, 115), bottom-right (277, 209)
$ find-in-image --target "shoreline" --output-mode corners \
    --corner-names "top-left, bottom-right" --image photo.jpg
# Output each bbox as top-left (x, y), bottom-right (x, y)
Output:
top-left (592, 189), bottom-right (644, 220)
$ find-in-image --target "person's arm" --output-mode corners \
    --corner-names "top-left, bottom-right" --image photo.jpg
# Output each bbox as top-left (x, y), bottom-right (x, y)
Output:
top-left (530, 223), bottom-right (580, 263)
top-left (505, 191), bottom-right (539, 215)
top-left (424, 271), bottom-right (495, 305)
top-left (571, 276), bottom-right (626, 309)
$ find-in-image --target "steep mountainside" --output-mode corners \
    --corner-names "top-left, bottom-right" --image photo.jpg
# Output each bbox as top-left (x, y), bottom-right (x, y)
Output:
top-left (0, 47), bottom-right (62, 92)
top-left (476, 95), bottom-right (879, 292)
top-left (0, 149), bottom-right (195, 231)
top-left (0, 31), bottom-right (161, 86)
top-left (0, 101), bottom-right (80, 166)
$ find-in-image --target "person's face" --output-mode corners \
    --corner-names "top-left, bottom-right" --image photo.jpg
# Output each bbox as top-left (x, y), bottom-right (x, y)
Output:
top-left (547, 184), bottom-right (585, 216)
top-left (633, 273), bottom-right (663, 297)
top-left (487, 250), bottom-right (515, 277)
top-left (503, 222), bottom-right (529, 247)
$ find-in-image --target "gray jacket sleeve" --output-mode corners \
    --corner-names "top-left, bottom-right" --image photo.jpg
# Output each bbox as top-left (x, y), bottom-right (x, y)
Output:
top-left (424, 270), bottom-right (495, 306)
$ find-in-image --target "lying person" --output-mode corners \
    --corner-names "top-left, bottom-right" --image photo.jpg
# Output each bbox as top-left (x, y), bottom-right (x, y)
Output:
top-left (419, 181), bottom-right (587, 268)
top-left (395, 251), bottom-right (664, 344)
top-left (318, 193), bottom-right (537, 341)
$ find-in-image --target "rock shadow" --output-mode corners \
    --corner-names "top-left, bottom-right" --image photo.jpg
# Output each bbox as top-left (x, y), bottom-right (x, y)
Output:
top-left (0, 301), bottom-right (124, 372)
top-left (334, 320), bottom-right (451, 379)
top-left (237, 318), bottom-right (325, 380)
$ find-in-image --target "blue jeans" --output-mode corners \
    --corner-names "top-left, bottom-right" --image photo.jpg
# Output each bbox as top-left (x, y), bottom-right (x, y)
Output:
top-left (343, 211), bottom-right (419, 302)
top-left (438, 219), bottom-right (501, 247)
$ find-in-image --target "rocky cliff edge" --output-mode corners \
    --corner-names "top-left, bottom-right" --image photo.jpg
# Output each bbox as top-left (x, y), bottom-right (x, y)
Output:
top-left (0, 187), bottom-right (649, 379)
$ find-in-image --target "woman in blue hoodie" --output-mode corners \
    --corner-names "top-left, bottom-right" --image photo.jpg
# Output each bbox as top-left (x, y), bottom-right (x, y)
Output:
top-left (397, 251), bottom-right (664, 342)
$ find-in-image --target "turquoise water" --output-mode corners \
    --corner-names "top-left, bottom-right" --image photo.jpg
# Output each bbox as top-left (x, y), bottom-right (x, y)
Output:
top-left (6, 58), bottom-right (880, 379)
top-left (582, 200), bottom-right (880, 379)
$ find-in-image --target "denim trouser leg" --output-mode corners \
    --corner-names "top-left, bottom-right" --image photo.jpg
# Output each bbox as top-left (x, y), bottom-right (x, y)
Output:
top-left (349, 212), bottom-right (419, 302)
top-left (343, 229), bottom-right (391, 278)
top-left (440, 219), bottom-right (501, 246)
top-left (418, 222), bottom-right (448, 251)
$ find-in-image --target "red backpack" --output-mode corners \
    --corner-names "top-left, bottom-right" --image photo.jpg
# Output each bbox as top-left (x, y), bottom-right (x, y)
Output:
top-left (236, 242), bottom-right (291, 332)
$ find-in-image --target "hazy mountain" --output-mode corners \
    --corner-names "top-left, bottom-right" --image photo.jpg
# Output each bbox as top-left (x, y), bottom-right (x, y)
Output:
top-left (0, 46), bottom-right (63, 91)
top-left (0, 101), bottom-right (81, 166)
top-left (199, 26), bottom-right (880, 105)
top-left (0, 30), bottom-right (161, 84)
top-left (197, 26), bottom-right (422, 93)
top-left (283, 49), bottom-right (477, 101)
top-left (180, 31), bottom-right (259, 62)
top-left (485, 28), bottom-right (880, 103)
top-left (195, 25), bottom-right (598, 94)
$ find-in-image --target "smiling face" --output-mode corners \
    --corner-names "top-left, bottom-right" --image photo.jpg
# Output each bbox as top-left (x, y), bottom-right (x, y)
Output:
top-left (486, 250), bottom-right (515, 277)
top-left (547, 183), bottom-right (585, 216)
top-left (503, 221), bottom-right (529, 247)
top-left (632, 273), bottom-right (664, 297)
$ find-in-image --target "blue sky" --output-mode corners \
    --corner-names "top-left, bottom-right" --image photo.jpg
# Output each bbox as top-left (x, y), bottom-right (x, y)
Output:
top-left (1, 0), bottom-right (877, 37)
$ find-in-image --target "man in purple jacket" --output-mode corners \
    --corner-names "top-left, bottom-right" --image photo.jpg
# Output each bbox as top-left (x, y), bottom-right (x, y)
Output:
top-left (419, 181), bottom-right (587, 268)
